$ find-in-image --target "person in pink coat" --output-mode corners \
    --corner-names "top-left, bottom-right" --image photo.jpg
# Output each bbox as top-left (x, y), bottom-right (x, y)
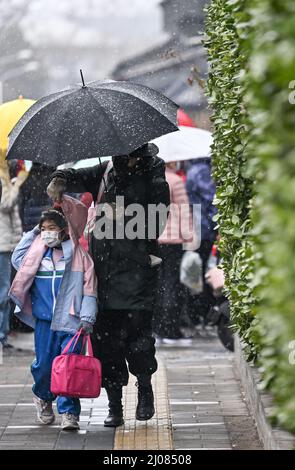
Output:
top-left (153, 162), bottom-right (197, 344)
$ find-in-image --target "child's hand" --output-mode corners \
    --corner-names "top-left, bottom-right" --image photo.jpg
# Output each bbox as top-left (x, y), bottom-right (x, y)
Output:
top-left (77, 321), bottom-right (93, 335)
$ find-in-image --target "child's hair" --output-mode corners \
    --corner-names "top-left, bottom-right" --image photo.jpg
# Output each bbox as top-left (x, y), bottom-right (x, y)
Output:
top-left (39, 204), bottom-right (68, 230)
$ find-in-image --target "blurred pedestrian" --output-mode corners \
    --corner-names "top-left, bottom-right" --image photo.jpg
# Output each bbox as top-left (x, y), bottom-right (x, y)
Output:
top-left (18, 162), bottom-right (55, 233)
top-left (153, 161), bottom-right (197, 345)
top-left (0, 161), bottom-right (23, 351)
top-left (9, 196), bottom-right (97, 430)
top-left (186, 157), bottom-right (217, 323)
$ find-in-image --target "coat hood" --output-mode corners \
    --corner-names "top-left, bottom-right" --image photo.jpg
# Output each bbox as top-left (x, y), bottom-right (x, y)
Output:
top-left (61, 194), bottom-right (88, 242)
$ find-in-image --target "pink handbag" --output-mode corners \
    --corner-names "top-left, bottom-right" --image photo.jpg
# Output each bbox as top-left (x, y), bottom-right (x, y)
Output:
top-left (50, 330), bottom-right (102, 398)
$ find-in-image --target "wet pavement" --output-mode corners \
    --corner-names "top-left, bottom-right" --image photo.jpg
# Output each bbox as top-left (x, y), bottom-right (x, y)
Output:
top-left (0, 330), bottom-right (262, 450)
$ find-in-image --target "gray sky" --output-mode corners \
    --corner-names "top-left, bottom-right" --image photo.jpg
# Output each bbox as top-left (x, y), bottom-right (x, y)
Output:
top-left (1, 0), bottom-right (169, 96)
top-left (21, 0), bottom-right (166, 52)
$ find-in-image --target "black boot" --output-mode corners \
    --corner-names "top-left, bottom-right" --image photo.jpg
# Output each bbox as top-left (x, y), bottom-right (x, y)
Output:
top-left (104, 387), bottom-right (124, 427)
top-left (136, 375), bottom-right (155, 421)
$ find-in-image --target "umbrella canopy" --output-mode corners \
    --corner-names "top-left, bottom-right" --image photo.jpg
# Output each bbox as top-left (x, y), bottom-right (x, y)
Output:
top-left (0, 96), bottom-right (35, 162)
top-left (152, 126), bottom-right (213, 163)
top-left (6, 78), bottom-right (178, 167)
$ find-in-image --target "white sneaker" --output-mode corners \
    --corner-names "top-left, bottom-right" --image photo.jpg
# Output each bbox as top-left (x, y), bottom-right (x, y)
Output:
top-left (162, 338), bottom-right (193, 347)
top-left (33, 394), bottom-right (55, 425)
top-left (153, 335), bottom-right (163, 347)
top-left (61, 413), bottom-right (80, 430)
top-left (177, 338), bottom-right (193, 346)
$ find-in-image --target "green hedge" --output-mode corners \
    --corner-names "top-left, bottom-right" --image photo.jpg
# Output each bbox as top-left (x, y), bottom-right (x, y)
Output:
top-left (204, 0), bottom-right (256, 355)
top-left (205, 0), bottom-right (295, 432)
top-left (245, 0), bottom-right (295, 433)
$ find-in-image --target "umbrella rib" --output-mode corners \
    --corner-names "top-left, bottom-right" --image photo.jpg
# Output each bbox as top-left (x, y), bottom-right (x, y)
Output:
top-left (90, 83), bottom-right (178, 126)
top-left (89, 87), bottom-right (178, 151)
top-left (52, 88), bottom-right (127, 161)
top-left (86, 88), bottom-right (130, 153)
top-left (53, 89), bottom-right (110, 163)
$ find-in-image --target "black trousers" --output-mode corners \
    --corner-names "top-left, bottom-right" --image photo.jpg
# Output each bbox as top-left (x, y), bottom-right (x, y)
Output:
top-left (92, 310), bottom-right (157, 389)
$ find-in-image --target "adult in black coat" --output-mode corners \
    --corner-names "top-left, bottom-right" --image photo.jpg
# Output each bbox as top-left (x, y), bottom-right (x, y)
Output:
top-left (48, 143), bottom-right (170, 427)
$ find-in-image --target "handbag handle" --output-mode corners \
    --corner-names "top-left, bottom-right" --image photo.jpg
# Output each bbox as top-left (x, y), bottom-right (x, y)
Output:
top-left (61, 329), bottom-right (94, 357)
top-left (80, 335), bottom-right (94, 357)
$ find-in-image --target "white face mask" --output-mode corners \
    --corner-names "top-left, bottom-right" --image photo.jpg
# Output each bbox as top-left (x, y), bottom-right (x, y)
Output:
top-left (41, 230), bottom-right (61, 248)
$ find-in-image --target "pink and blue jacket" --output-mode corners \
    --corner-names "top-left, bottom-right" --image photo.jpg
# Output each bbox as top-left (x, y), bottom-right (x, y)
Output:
top-left (9, 195), bottom-right (98, 334)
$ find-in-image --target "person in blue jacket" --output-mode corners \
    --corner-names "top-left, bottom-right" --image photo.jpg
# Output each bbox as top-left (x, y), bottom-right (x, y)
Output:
top-left (9, 196), bottom-right (98, 431)
top-left (186, 157), bottom-right (217, 322)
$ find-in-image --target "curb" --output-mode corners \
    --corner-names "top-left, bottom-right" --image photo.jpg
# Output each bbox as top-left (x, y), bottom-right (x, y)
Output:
top-left (234, 335), bottom-right (295, 450)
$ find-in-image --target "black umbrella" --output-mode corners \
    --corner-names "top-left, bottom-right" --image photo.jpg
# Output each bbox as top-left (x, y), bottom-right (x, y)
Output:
top-left (6, 72), bottom-right (179, 167)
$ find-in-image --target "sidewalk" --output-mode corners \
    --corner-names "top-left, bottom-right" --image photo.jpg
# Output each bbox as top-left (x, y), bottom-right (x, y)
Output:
top-left (0, 331), bottom-right (262, 450)
top-left (161, 333), bottom-right (262, 450)
top-left (0, 333), bottom-right (114, 450)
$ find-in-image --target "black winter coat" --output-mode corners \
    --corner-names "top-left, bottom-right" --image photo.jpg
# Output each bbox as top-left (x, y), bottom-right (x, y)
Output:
top-left (53, 157), bottom-right (170, 311)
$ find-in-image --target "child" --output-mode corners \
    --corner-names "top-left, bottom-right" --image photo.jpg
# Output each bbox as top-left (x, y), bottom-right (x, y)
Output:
top-left (9, 195), bottom-right (98, 430)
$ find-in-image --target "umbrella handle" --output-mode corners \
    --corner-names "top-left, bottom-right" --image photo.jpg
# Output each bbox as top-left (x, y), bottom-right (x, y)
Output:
top-left (80, 69), bottom-right (86, 88)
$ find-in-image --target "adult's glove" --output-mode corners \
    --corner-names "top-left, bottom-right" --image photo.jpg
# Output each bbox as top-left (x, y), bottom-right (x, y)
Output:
top-left (47, 177), bottom-right (67, 202)
top-left (77, 321), bottom-right (93, 335)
